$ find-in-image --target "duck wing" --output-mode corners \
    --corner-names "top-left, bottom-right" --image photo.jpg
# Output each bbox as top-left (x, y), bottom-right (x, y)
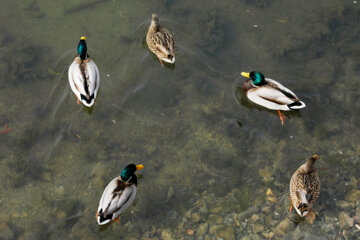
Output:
top-left (97, 177), bottom-right (137, 225)
top-left (68, 59), bottom-right (87, 97)
top-left (68, 58), bottom-right (100, 101)
top-left (304, 171), bottom-right (320, 206)
top-left (84, 59), bottom-right (100, 99)
top-left (247, 78), bottom-right (305, 110)
top-left (266, 78), bottom-right (299, 100)
top-left (152, 28), bottom-right (175, 55)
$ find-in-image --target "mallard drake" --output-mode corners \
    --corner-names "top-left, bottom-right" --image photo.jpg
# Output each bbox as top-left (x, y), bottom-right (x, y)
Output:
top-left (241, 71), bottom-right (306, 125)
top-left (96, 164), bottom-right (144, 225)
top-left (289, 155), bottom-right (320, 219)
top-left (146, 13), bottom-right (175, 64)
top-left (68, 36), bottom-right (100, 107)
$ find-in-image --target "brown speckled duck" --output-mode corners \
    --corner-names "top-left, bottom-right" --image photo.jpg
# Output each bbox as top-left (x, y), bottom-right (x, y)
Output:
top-left (289, 155), bottom-right (320, 219)
top-left (146, 13), bottom-right (175, 64)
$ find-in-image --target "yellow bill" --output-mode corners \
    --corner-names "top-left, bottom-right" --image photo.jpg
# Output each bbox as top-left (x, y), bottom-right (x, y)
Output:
top-left (136, 164), bottom-right (144, 170)
top-left (241, 72), bottom-right (250, 78)
top-left (81, 36), bottom-right (86, 40)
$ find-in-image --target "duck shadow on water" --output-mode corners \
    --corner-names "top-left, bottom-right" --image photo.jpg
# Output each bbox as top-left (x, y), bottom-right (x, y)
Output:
top-left (234, 85), bottom-right (302, 120)
top-left (81, 104), bottom-right (95, 114)
top-left (64, 87), bottom-right (97, 115)
top-left (98, 222), bottom-right (111, 232)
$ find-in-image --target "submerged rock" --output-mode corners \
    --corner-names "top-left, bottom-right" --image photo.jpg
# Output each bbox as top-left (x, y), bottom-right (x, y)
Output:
top-left (0, 223), bottom-right (13, 239)
top-left (323, 210), bottom-right (336, 223)
top-left (191, 212), bottom-right (201, 223)
top-left (283, 226), bottom-right (327, 240)
top-left (336, 200), bottom-right (355, 209)
top-left (161, 229), bottom-right (174, 240)
top-left (184, 208), bottom-right (193, 219)
top-left (240, 236), bottom-right (250, 240)
top-left (197, 223), bottom-right (209, 237)
top-left (238, 206), bottom-right (259, 221)
top-left (274, 218), bottom-right (291, 236)
top-left (186, 228), bottom-right (194, 236)
top-left (264, 215), bottom-right (273, 226)
top-left (165, 186), bottom-right (175, 203)
top-left (261, 231), bottom-right (274, 239)
top-left (204, 234), bottom-right (212, 240)
top-left (217, 225), bottom-right (235, 240)
top-left (209, 205), bottom-right (222, 214)
top-left (339, 212), bottom-right (353, 228)
top-left (250, 214), bottom-right (260, 222)
top-left (209, 224), bottom-right (221, 235)
top-left (207, 214), bottom-right (223, 224)
top-left (345, 190), bottom-right (360, 203)
top-left (261, 206), bottom-right (271, 214)
top-left (0, 212), bottom-right (8, 223)
top-left (55, 185), bottom-right (65, 195)
top-left (252, 222), bottom-right (264, 234)
top-left (259, 167), bottom-right (273, 182)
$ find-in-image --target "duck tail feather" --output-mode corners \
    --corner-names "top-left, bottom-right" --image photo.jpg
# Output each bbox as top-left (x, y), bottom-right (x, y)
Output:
top-left (97, 209), bottom-right (113, 225)
top-left (288, 101), bottom-right (306, 109)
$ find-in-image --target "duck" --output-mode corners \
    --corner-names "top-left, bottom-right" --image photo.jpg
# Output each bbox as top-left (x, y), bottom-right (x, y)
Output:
top-left (240, 71), bottom-right (306, 125)
top-left (289, 155), bottom-right (320, 220)
top-left (146, 13), bottom-right (175, 64)
top-left (96, 164), bottom-right (144, 225)
top-left (68, 36), bottom-right (100, 107)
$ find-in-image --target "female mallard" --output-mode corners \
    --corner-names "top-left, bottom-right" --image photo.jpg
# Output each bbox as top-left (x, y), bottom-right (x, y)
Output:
top-left (68, 36), bottom-right (100, 107)
top-left (289, 155), bottom-right (320, 219)
top-left (146, 13), bottom-right (175, 64)
top-left (96, 164), bottom-right (144, 225)
top-left (241, 71), bottom-right (305, 125)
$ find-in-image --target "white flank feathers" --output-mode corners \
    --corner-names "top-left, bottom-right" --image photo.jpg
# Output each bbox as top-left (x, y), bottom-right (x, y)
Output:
top-left (247, 78), bottom-right (306, 111)
top-left (97, 177), bottom-right (137, 225)
top-left (68, 57), bottom-right (100, 107)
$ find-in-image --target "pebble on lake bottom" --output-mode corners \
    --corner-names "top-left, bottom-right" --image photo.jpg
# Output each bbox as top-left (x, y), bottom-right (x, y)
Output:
top-left (161, 229), bottom-right (174, 240)
top-left (0, 223), bottom-right (13, 239)
top-left (339, 212), bottom-right (354, 228)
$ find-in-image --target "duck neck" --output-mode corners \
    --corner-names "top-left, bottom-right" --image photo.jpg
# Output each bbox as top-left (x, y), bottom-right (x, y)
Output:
top-left (304, 157), bottom-right (316, 173)
top-left (243, 79), bottom-right (254, 93)
top-left (151, 20), bottom-right (160, 32)
top-left (126, 174), bottom-right (137, 186)
top-left (77, 40), bottom-right (87, 60)
top-left (251, 78), bottom-right (266, 87)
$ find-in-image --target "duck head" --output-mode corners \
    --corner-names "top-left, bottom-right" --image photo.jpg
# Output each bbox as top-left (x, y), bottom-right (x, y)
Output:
top-left (121, 164), bottom-right (144, 185)
top-left (77, 36), bottom-right (87, 60)
top-left (241, 71), bottom-right (266, 86)
top-left (304, 155), bottom-right (319, 173)
top-left (151, 13), bottom-right (159, 26)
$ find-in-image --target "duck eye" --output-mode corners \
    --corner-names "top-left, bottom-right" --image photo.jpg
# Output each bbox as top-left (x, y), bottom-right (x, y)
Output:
top-left (167, 54), bottom-right (172, 59)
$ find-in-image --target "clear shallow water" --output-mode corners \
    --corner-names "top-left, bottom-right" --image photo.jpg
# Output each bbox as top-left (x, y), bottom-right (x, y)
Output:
top-left (0, 0), bottom-right (359, 239)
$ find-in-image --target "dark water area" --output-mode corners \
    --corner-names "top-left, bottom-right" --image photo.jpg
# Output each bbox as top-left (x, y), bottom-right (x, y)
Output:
top-left (0, 0), bottom-right (359, 239)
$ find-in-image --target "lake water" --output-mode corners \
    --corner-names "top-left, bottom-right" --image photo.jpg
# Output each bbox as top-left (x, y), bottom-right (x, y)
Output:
top-left (0, 0), bottom-right (359, 239)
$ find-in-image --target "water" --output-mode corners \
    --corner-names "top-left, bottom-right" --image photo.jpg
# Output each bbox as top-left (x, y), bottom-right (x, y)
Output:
top-left (0, 0), bottom-right (359, 239)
